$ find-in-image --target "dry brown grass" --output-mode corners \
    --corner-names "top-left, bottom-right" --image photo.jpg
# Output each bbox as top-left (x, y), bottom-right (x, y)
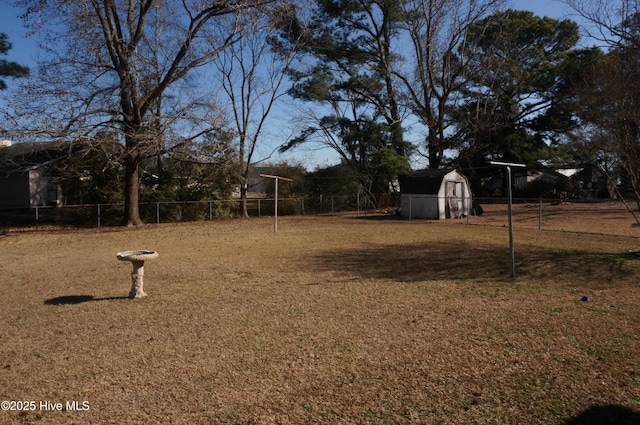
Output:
top-left (1, 214), bottom-right (640, 424)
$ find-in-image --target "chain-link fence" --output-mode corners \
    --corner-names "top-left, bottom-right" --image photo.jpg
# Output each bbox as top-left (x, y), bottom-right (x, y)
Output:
top-left (2, 196), bottom-right (638, 237)
top-left (0, 194), bottom-right (399, 229)
top-left (467, 197), bottom-right (640, 236)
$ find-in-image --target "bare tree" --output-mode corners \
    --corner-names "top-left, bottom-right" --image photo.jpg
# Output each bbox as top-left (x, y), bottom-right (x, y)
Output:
top-left (564, 0), bottom-right (640, 49)
top-left (212, 4), bottom-right (298, 218)
top-left (571, 48), bottom-right (640, 210)
top-left (5, 0), bottom-right (276, 226)
top-left (397, 0), bottom-right (505, 169)
top-left (563, 0), bottom-right (640, 212)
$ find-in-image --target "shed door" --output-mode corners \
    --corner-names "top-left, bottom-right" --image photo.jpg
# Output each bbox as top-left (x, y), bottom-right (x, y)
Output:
top-left (445, 181), bottom-right (461, 219)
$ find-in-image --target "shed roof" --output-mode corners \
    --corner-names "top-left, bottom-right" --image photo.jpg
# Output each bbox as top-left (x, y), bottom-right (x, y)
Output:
top-left (400, 169), bottom-right (461, 194)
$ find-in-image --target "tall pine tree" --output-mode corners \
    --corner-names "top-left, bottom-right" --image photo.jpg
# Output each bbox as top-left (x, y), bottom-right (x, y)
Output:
top-left (277, 0), bottom-right (412, 197)
top-left (0, 33), bottom-right (29, 90)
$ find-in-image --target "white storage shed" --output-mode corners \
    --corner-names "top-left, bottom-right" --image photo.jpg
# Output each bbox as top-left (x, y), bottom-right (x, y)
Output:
top-left (400, 169), bottom-right (472, 219)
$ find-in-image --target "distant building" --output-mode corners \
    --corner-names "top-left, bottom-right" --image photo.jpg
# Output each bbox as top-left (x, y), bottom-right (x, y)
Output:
top-left (482, 164), bottom-right (604, 198)
top-left (0, 165), bottom-right (61, 208)
top-left (0, 142), bottom-right (74, 208)
top-left (244, 166), bottom-right (295, 196)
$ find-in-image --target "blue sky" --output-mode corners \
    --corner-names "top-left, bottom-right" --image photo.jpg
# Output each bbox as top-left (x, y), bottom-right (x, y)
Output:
top-left (512, 0), bottom-right (568, 17)
top-left (0, 1), bottom-right (576, 67)
top-left (1, 2), bottom-right (34, 68)
top-left (0, 0), bottom-right (588, 168)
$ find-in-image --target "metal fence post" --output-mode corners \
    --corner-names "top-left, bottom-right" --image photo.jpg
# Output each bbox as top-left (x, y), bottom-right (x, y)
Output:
top-left (539, 199), bottom-right (542, 230)
top-left (97, 204), bottom-right (101, 228)
top-left (467, 208), bottom-right (469, 224)
top-left (156, 202), bottom-right (160, 224)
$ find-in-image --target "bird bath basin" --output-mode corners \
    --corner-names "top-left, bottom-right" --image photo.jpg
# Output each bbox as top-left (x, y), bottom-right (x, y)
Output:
top-left (116, 250), bottom-right (159, 299)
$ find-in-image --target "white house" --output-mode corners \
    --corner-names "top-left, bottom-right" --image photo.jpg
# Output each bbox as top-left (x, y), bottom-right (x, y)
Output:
top-left (400, 169), bottom-right (472, 219)
top-left (0, 163), bottom-right (62, 208)
top-left (0, 142), bottom-right (64, 208)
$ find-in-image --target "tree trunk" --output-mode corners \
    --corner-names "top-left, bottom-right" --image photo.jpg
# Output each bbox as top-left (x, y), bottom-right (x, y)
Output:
top-left (427, 130), bottom-right (442, 169)
top-left (240, 183), bottom-right (249, 218)
top-left (122, 150), bottom-right (144, 226)
top-left (239, 138), bottom-right (249, 219)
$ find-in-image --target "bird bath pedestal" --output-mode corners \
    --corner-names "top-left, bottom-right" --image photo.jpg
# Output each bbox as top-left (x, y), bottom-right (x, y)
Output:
top-left (116, 250), bottom-right (159, 299)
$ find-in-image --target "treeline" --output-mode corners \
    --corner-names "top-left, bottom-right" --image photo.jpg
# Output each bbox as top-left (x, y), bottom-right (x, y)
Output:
top-left (1, 0), bottom-right (640, 223)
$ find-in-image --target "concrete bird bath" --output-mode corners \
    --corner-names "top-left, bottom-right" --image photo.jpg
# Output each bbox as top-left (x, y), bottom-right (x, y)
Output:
top-left (116, 250), bottom-right (159, 299)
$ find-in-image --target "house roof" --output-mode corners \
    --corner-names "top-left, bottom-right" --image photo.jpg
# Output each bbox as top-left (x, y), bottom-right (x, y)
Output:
top-left (0, 142), bottom-right (83, 174)
top-left (400, 169), bottom-right (460, 194)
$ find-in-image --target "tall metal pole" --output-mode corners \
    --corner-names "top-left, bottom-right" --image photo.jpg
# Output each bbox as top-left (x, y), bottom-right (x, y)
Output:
top-left (506, 165), bottom-right (515, 278)
top-left (490, 161), bottom-right (526, 278)
top-left (274, 177), bottom-right (279, 233)
top-left (260, 174), bottom-right (294, 233)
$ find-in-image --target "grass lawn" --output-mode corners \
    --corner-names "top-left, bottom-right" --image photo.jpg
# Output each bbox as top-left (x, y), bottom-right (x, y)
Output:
top-left (1, 215), bottom-right (639, 424)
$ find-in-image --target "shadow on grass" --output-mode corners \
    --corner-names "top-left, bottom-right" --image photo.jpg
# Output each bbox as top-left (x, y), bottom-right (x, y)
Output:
top-left (564, 404), bottom-right (640, 425)
top-left (353, 214), bottom-right (403, 221)
top-left (311, 240), bottom-right (633, 284)
top-left (44, 295), bottom-right (129, 305)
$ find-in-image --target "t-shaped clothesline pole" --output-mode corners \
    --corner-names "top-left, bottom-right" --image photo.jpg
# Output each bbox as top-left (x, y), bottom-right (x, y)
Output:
top-left (260, 174), bottom-right (294, 232)
top-left (490, 161), bottom-right (526, 278)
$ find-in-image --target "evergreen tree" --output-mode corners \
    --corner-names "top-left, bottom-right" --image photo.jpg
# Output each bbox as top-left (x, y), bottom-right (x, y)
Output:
top-left (277, 0), bottom-right (412, 199)
top-left (0, 33), bottom-right (29, 90)
top-left (452, 10), bottom-right (587, 193)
